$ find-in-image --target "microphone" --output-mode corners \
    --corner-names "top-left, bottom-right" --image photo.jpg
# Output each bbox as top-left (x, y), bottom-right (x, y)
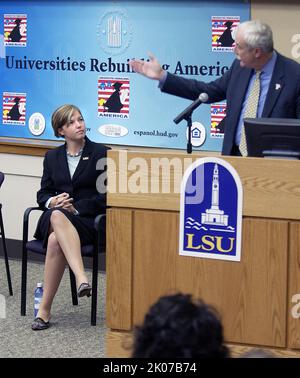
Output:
top-left (174, 92), bottom-right (209, 124)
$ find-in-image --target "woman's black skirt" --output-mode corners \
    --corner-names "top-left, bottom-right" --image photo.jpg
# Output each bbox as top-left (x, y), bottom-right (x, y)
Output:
top-left (34, 208), bottom-right (98, 248)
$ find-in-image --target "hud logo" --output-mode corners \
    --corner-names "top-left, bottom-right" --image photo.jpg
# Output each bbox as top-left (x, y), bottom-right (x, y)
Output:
top-left (98, 77), bottom-right (130, 118)
top-left (179, 157), bottom-right (243, 262)
top-left (187, 122), bottom-right (206, 147)
top-left (28, 112), bottom-right (46, 136)
top-left (211, 16), bottom-right (239, 52)
top-left (97, 9), bottom-right (133, 56)
top-left (2, 92), bottom-right (26, 125)
top-left (4, 14), bottom-right (27, 47)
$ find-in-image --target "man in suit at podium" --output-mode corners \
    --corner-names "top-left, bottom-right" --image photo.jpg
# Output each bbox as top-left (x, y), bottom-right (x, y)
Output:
top-left (129, 20), bottom-right (300, 156)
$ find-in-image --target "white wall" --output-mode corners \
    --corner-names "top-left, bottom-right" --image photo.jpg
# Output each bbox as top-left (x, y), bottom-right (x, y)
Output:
top-left (0, 153), bottom-right (43, 240)
top-left (251, 0), bottom-right (300, 63)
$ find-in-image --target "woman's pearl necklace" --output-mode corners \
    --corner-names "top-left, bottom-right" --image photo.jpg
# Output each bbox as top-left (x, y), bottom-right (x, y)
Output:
top-left (66, 148), bottom-right (83, 157)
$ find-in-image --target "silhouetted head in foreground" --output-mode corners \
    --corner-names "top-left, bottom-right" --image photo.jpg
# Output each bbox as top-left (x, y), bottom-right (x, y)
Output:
top-left (132, 293), bottom-right (230, 358)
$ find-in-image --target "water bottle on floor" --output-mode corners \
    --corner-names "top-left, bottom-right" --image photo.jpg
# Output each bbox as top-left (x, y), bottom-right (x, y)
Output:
top-left (34, 283), bottom-right (43, 318)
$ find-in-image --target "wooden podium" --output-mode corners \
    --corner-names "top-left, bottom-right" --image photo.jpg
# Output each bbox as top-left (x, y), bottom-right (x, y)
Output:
top-left (105, 149), bottom-right (300, 357)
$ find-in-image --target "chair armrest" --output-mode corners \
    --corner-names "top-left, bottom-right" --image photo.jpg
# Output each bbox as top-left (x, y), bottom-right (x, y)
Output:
top-left (23, 206), bottom-right (43, 222)
top-left (94, 214), bottom-right (106, 250)
top-left (23, 206), bottom-right (43, 244)
top-left (94, 213), bottom-right (106, 231)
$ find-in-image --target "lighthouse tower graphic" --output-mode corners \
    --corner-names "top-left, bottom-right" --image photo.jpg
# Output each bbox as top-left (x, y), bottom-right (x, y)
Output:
top-left (201, 164), bottom-right (228, 226)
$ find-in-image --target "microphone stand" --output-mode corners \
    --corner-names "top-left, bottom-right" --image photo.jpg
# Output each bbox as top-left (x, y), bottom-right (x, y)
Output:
top-left (174, 93), bottom-right (208, 154)
top-left (174, 104), bottom-right (198, 154)
top-left (176, 110), bottom-right (194, 154)
top-left (186, 113), bottom-right (193, 154)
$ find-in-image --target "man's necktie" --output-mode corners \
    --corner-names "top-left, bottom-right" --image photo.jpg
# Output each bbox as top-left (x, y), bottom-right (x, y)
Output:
top-left (239, 70), bottom-right (262, 156)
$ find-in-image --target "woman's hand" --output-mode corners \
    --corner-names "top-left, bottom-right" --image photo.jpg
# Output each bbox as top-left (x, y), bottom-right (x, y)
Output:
top-left (50, 193), bottom-right (77, 214)
top-left (61, 200), bottom-right (77, 214)
top-left (50, 192), bottom-right (70, 208)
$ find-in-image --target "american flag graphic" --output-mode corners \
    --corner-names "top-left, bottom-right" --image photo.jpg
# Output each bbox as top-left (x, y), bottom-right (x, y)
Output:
top-left (98, 78), bottom-right (130, 117)
top-left (211, 16), bottom-right (239, 52)
top-left (4, 14), bottom-right (27, 47)
top-left (3, 92), bottom-right (26, 125)
top-left (210, 103), bottom-right (226, 138)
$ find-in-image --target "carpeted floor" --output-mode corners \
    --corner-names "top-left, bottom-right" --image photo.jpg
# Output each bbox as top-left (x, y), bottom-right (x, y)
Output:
top-left (0, 258), bottom-right (107, 358)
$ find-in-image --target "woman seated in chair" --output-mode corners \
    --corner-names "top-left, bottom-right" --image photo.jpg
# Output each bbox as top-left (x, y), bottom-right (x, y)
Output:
top-left (31, 104), bottom-right (109, 330)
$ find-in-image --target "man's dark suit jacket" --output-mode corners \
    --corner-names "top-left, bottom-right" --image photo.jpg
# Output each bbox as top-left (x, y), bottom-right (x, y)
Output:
top-left (37, 137), bottom-right (109, 217)
top-left (162, 52), bottom-right (300, 155)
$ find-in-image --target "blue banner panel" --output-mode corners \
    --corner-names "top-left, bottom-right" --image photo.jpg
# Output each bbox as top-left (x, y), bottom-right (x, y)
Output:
top-left (0, 1), bottom-right (249, 151)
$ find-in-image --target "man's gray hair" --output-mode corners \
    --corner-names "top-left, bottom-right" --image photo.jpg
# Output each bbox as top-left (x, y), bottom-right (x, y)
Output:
top-left (237, 20), bottom-right (274, 53)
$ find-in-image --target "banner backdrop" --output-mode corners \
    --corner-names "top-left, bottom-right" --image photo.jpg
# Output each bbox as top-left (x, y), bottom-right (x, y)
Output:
top-left (0, 0), bottom-right (249, 151)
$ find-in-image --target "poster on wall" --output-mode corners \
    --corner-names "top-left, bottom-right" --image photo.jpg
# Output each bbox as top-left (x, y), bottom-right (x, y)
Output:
top-left (0, 0), bottom-right (250, 151)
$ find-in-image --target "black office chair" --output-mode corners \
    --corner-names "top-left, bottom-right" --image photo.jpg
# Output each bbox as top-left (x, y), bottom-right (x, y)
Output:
top-left (0, 172), bottom-right (13, 296)
top-left (20, 206), bottom-right (105, 325)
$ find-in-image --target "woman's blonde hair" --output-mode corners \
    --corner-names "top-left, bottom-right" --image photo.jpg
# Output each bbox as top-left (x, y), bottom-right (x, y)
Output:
top-left (51, 104), bottom-right (83, 138)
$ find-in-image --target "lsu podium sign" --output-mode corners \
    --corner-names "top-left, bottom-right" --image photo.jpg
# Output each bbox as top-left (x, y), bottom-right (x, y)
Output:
top-left (179, 157), bottom-right (243, 262)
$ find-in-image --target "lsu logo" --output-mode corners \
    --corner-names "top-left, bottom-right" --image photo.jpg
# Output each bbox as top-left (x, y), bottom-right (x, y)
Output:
top-left (179, 157), bottom-right (243, 262)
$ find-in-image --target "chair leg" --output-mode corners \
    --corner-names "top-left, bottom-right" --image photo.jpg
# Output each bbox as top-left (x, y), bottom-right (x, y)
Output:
top-left (0, 210), bottom-right (13, 296)
top-left (91, 248), bottom-right (99, 326)
top-left (69, 268), bottom-right (78, 306)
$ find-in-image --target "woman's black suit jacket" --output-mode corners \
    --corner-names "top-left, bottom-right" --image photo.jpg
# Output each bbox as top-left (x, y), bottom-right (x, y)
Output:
top-left (34, 137), bottom-right (110, 246)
